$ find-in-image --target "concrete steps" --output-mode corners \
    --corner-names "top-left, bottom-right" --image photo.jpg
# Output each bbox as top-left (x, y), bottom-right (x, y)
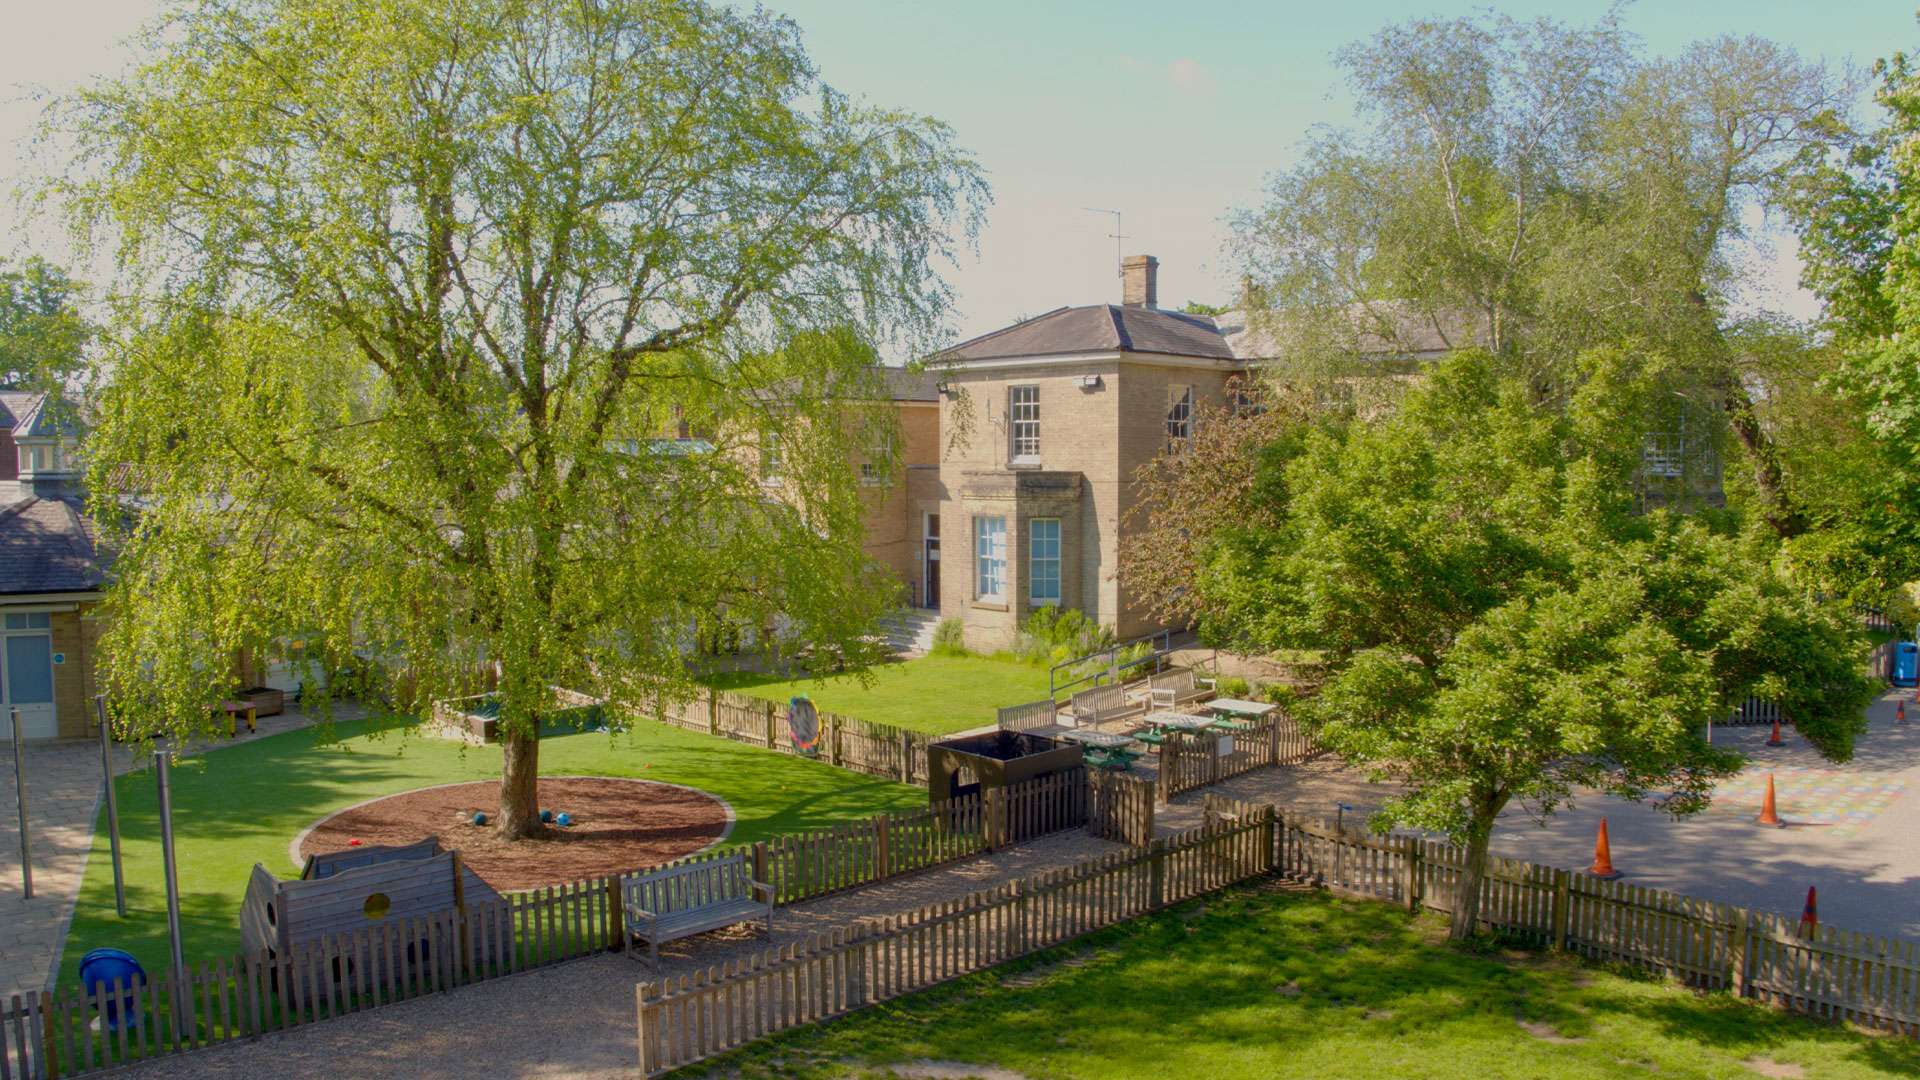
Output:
top-left (880, 609), bottom-right (942, 654)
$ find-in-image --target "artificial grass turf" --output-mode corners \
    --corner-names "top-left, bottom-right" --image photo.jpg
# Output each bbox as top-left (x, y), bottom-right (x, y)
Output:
top-left (702, 653), bottom-right (1054, 735)
top-left (692, 886), bottom-right (1920, 1080)
top-left (57, 714), bottom-right (922, 988)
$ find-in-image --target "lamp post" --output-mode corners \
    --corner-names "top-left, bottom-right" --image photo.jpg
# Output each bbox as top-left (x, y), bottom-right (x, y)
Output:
top-left (10, 707), bottom-right (29, 899)
top-left (96, 695), bottom-right (126, 916)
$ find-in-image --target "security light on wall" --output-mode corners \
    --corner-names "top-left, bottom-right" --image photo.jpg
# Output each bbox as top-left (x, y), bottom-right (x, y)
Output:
top-left (1076, 374), bottom-right (1102, 391)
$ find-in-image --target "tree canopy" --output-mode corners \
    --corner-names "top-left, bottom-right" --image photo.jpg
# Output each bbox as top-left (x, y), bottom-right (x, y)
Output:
top-left (1230, 11), bottom-right (1856, 541)
top-left (0, 256), bottom-right (91, 390)
top-left (1127, 350), bottom-right (1876, 937)
top-left (51, 0), bottom-right (985, 836)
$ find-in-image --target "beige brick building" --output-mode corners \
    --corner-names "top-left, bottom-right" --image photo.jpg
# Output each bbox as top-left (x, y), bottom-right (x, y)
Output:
top-left (927, 256), bottom-right (1254, 653)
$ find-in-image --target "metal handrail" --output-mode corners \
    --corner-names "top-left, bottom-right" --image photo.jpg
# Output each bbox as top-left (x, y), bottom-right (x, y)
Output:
top-left (1048, 628), bottom-right (1175, 700)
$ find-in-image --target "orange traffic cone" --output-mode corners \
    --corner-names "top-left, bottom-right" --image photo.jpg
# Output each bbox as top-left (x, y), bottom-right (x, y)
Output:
top-left (1899, 700), bottom-right (1908, 726)
top-left (1766, 721), bottom-right (1785, 747)
top-left (1757, 773), bottom-right (1784, 828)
top-left (1589, 818), bottom-right (1622, 879)
top-left (1799, 885), bottom-right (1818, 936)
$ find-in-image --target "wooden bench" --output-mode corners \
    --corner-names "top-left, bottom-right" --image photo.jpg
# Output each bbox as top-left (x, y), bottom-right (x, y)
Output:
top-left (998, 699), bottom-right (1061, 734)
top-left (622, 852), bottom-right (773, 971)
top-left (1148, 667), bottom-right (1217, 707)
top-left (1070, 683), bottom-right (1142, 727)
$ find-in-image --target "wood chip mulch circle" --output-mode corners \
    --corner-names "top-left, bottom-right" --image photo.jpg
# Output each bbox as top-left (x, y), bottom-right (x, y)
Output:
top-left (298, 776), bottom-right (731, 892)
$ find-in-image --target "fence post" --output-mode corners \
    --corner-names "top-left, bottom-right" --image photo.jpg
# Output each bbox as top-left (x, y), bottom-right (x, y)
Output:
top-left (607, 874), bottom-right (626, 951)
top-left (635, 983), bottom-right (655, 1075)
top-left (984, 787), bottom-right (1003, 853)
top-left (873, 814), bottom-right (891, 883)
top-left (752, 842), bottom-right (770, 899)
top-left (1728, 909), bottom-right (1751, 998)
top-left (1400, 835), bottom-right (1421, 913)
top-left (830, 715), bottom-right (842, 768)
top-left (1159, 737), bottom-right (1175, 805)
top-left (1149, 839), bottom-right (1166, 909)
top-left (707, 688), bottom-right (718, 736)
top-left (900, 731), bottom-right (913, 784)
top-left (765, 700), bottom-right (777, 750)
top-left (1549, 869), bottom-right (1570, 951)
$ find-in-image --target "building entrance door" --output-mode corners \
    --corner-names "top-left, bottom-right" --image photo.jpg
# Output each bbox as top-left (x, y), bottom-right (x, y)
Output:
top-left (923, 514), bottom-right (940, 609)
top-left (0, 617), bottom-right (56, 740)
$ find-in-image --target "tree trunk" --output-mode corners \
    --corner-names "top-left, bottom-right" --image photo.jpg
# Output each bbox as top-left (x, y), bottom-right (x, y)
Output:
top-left (497, 722), bottom-right (545, 840)
top-left (1723, 383), bottom-right (1807, 539)
top-left (1449, 828), bottom-right (1492, 940)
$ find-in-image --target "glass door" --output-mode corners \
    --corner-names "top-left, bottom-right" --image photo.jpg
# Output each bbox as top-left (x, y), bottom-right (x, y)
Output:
top-left (0, 612), bottom-right (56, 740)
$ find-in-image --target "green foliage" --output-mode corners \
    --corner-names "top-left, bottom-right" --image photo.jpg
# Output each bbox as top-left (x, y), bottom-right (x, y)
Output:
top-left (1180, 299), bottom-right (1228, 315)
top-left (0, 255), bottom-right (90, 390)
top-left (930, 616), bottom-right (968, 656)
top-left (47, 0), bottom-right (985, 829)
top-left (1010, 607), bottom-right (1113, 666)
top-left (1196, 350), bottom-right (1876, 936)
top-left (1215, 674), bottom-right (1251, 698)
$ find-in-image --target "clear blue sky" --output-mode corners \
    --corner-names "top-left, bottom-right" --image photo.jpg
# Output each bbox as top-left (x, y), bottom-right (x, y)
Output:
top-left (5, 1), bottom-right (1917, 342)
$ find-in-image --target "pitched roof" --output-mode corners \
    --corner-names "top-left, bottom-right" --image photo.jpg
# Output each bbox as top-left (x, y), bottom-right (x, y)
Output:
top-left (878, 366), bottom-right (942, 402)
top-left (939, 305), bottom-right (1236, 363)
top-left (0, 496), bottom-right (108, 595)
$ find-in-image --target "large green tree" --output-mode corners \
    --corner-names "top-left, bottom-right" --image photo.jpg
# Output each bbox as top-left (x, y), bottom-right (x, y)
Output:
top-left (1128, 351), bottom-right (1875, 938)
top-left (50, 0), bottom-right (983, 838)
top-left (0, 256), bottom-right (91, 390)
top-left (1230, 11), bottom-right (1855, 539)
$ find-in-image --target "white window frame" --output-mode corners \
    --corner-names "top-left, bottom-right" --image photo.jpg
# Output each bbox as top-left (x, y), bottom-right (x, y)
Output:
top-left (860, 431), bottom-right (892, 485)
top-left (758, 427), bottom-right (782, 483)
top-left (1166, 385), bottom-right (1193, 449)
top-left (1029, 518), bottom-right (1061, 606)
top-left (975, 517), bottom-right (1007, 601)
top-left (1009, 384), bottom-right (1040, 464)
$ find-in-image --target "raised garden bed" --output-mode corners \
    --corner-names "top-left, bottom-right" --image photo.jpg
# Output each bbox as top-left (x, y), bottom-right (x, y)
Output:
top-left (426, 688), bottom-right (608, 745)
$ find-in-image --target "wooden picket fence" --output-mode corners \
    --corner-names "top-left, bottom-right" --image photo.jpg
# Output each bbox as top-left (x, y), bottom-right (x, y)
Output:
top-left (0, 881), bottom-right (617, 1079)
top-left (651, 687), bottom-right (935, 787)
top-left (0, 771), bottom-right (1094, 1080)
top-left (1086, 770), bottom-right (1155, 845)
top-left (633, 808), bottom-right (1278, 1075)
top-left (1264, 806), bottom-right (1920, 1037)
top-left (1159, 714), bottom-right (1317, 800)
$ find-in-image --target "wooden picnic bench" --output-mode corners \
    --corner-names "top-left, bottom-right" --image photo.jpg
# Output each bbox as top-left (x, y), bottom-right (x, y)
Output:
top-left (622, 851), bottom-right (773, 971)
top-left (1147, 667), bottom-right (1217, 707)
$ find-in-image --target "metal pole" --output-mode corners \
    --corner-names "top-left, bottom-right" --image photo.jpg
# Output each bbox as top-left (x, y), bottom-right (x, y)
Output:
top-left (155, 750), bottom-right (185, 979)
top-left (11, 707), bottom-right (29, 899)
top-left (96, 695), bottom-right (126, 917)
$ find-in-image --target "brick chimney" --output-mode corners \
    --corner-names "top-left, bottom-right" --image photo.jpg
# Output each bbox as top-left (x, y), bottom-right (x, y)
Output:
top-left (1121, 254), bottom-right (1158, 309)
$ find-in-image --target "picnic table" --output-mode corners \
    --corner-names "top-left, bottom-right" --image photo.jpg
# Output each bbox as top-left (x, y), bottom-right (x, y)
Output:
top-left (1142, 710), bottom-right (1213, 732)
top-left (1206, 698), bottom-right (1277, 720)
top-left (1056, 728), bottom-right (1144, 771)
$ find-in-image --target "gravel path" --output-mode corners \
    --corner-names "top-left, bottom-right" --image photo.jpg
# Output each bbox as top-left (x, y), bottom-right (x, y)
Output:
top-left (123, 829), bottom-right (1125, 1080)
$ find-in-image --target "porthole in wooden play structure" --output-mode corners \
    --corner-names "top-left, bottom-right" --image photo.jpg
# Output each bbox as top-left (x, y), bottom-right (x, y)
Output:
top-left (265, 903), bottom-right (276, 926)
top-left (363, 892), bottom-right (392, 920)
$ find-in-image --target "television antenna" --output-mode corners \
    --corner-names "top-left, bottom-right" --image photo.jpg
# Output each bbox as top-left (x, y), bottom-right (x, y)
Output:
top-left (1081, 207), bottom-right (1128, 274)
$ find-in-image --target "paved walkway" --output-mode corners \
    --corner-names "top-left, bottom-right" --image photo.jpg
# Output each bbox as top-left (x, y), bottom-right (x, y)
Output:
top-left (0, 706), bottom-right (330, 1002)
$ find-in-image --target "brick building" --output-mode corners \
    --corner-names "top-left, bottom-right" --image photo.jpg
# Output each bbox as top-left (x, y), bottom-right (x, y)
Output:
top-left (0, 392), bottom-right (105, 741)
top-left (928, 255), bottom-right (1255, 653)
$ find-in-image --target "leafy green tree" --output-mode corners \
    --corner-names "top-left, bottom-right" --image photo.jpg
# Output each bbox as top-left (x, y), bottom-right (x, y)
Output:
top-left (0, 256), bottom-right (91, 389)
top-left (1143, 351), bottom-right (1874, 938)
top-left (50, 0), bottom-right (984, 839)
top-left (1230, 11), bottom-right (1855, 538)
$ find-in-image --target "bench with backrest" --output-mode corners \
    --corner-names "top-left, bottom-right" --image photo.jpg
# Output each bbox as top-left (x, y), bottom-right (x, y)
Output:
top-left (1149, 667), bottom-right (1216, 707)
top-left (998, 699), bottom-right (1063, 734)
top-left (1070, 682), bottom-right (1141, 727)
top-left (622, 851), bottom-right (772, 971)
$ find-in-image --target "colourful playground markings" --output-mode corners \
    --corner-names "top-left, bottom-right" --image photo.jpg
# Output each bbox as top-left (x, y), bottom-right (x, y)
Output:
top-left (1695, 763), bottom-right (1909, 839)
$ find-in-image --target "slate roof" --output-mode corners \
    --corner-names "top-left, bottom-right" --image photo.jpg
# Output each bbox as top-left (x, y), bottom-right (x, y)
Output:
top-left (939, 305), bottom-right (1236, 363)
top-left (0, 496), bottom-right (107, 595)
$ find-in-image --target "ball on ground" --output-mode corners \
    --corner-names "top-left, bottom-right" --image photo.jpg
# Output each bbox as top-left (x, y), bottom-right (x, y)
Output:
top-left (556, 812), bottom-right (571, 827)
top-left (539, 809), bottom-right (553, 823)
top-left (472, 812), bottom-right (487, 826)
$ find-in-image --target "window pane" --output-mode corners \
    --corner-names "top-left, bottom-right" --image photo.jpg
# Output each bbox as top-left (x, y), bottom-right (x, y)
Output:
top-left (2, 614), bottom-right (22, 631)
top-left (759, 428), bottom-right (781, 479)
top-left (26, 613), bottom-right (48, 629)
top-left (5, 635), bottom-right (52, 704)
top-left (1010, 385), bottom-right (1040, 459)
top-left (1030, 519), bottom-right (1060, 604)
top-left (975, 517), bottom-right (1006, 599)
top-left (1166, 386), bottom-right (1193, 446)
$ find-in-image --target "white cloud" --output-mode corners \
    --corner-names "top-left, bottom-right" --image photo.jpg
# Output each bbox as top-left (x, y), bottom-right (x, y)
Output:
top-left (1115, 56), bottom-right (1217, 98)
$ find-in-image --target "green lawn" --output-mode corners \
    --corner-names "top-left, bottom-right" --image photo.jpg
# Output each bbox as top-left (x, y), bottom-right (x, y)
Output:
top-left (694, 886), bottom-right (1919, 1080)
top-left (703, 654), bottom-right (1054, 734)
top-left (59, 715), bottom-right (922, 987)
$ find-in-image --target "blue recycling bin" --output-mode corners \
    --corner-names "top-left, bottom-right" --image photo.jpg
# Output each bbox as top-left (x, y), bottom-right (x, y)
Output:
top-left (78, 948), bottom-right (146, 1031)
top-left (1895, 642), bottom-right (1918, 687)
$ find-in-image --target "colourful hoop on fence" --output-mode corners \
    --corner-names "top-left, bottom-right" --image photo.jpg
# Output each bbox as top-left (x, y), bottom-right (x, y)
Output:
top-left (788, 696), bottom-right (820, 757)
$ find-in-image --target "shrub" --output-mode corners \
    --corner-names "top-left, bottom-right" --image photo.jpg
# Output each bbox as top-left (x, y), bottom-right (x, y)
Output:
top-left (1014, 607), bottom-right (1116, 668)
top-left (1216, 675), bottom-right (1251, 698)
top-left (931, 616), bottom-right (967, 656)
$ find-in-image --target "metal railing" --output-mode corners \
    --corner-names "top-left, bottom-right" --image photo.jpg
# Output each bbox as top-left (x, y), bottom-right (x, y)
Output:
top-left (1048, 627), bottom-right (1176, 700)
